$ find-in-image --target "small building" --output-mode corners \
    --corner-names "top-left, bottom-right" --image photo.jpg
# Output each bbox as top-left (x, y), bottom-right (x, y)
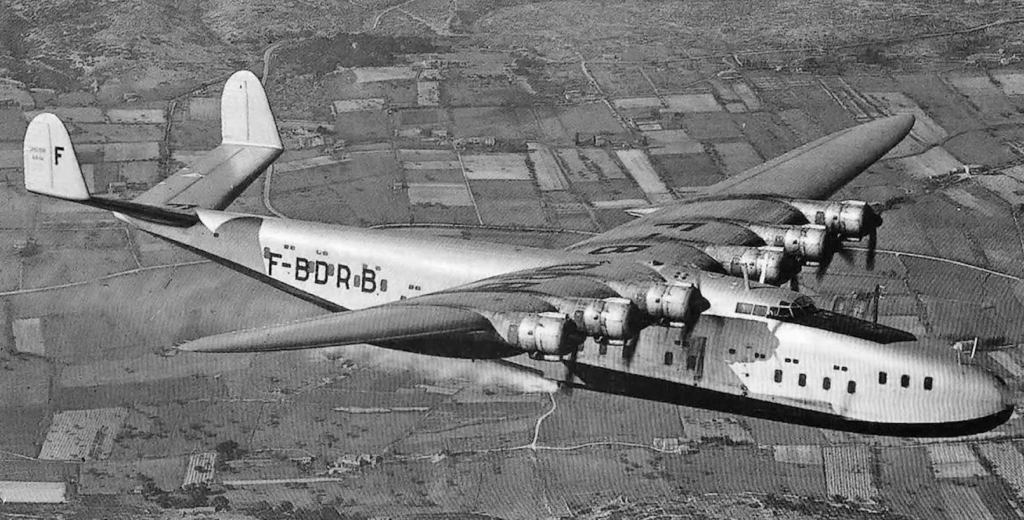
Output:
top-left (0, 481), bottom-right (67, 503)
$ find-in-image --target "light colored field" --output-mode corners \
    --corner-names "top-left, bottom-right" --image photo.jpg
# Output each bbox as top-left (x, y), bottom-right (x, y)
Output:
top-left (612, 97), bottom-right (661, 109)
top-left (976, 442), bottom-right (1024, 501)
top-left (591, 198), bottom-right (650, 209)
top-left (402, 160), bottom-right (461, 170)
top-left (993, 73), bottom-right (1024, 96)
top-left (896, 147), bottom-right (962, 178)
top-left (462, 153), bottom-right (531, 180)
top-left (773, 445), bottom-right (823, 465)
top-left (733, 82), bottom-right (761, 110)
top-left (183, 452), bottom-right (217, 487)
top-left (947, 75), bottom-right (1018, 124)
top-left (925, 443), bottom-right (987, 478)
top-left (188, 97), bottom-right (219, 120)
top-left (866, 92), bottom-right (948, 144)
top-left (644, 129), bottom-right (703, 155)
top-left (528, 143), bottom-right (568, 191)
top-left (417, 81), bottom-right (440, 106)
top-left (407, 183), bottom-right (474, 206)
top-left (1004, 165), bottom-right (1024, 183)
top-left (823, 445), bottom-right (877, 502)
top-left (939, 483), bottom-right (996, 520)
top-left (12, 318), bottom-right (44, 355)
top-left (106, 109), bottom-right (165, 124)
top-left (333, 98), bottom-right (386, 113)
top-left (976, 175), bottom-right (1024, 207)
top-left (0, 481), bottom-right (65, 503)
top-left (988, 351), bottom-right (1024, 378)
top-left (274, 156), bottom-right (346, 173)
top-left (581, 148), bottom-right (625, 179)
top-left (354, 66), bottom-right (417, 83)
top-left (39, 407), bottom-right (128, 461)
top-left (944, 187), bottom-right (1000, 218)
top-left (663, 93), bottom-right (722, 113)
top-left (616, 149), bottom-right (672, 203)
top-left (714, 141), bottom-right (762, 176)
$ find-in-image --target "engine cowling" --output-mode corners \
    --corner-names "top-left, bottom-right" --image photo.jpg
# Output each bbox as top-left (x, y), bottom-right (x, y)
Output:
top-left (551, 297), bottom-right (640, 340)
top-left (703, 245), bottom-right (801, 285)
top-left (745, 223), bottom-right (828, 264)
top-left (786, 199), bottom-right (880, 239)
top-left (606, 281), bottom-right (708, 324)
top-left (491, 312), bottom-right (583, 356)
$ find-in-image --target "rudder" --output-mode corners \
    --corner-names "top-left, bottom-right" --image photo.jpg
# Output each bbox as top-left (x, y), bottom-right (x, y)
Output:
top-left (23, 113), bottom-right (90, 201)
top-left (220, 70), bottom-right (282, 149)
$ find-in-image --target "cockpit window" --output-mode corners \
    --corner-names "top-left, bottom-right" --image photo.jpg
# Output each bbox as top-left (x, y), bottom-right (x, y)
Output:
top-left (767, 296), bottom-right (817, 319)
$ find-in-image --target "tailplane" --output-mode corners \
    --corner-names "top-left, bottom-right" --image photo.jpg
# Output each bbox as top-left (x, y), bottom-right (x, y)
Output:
top-left (23, 70), bottom-right (283, 226)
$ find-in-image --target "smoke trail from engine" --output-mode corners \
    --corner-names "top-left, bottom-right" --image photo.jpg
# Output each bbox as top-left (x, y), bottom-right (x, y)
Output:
top-left (309, 344), bottom-right (559, 394)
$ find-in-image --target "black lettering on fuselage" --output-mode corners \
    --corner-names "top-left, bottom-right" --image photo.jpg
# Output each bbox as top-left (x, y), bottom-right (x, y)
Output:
top-left (54, 146), bottom-right (64, 165)
top-left (264, 249), bottom-right (282, 275)
top-left (654, 222), bottom-right (705, 232)
top-left (295, 257), bottom-right (311, 281)
top-left (314, 261), bottom-right (332, 285)
top-left (337, 264), bottom-right (351, 289)
top-left (361, 267), bottom-right (377, 293)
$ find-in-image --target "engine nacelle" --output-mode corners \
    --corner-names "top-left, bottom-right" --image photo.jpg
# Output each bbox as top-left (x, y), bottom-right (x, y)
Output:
top-left (606, 281), bottom-right (708, 325)
top-left (746, 223), bottom-right (828, 264)
top-left (787, 199), bottom-right (879, 239)
top-left (703, 245), bottom-right (801, 285)
top-left (552, 297), bottom-right (640, 340)
top-left (491, 312), bottom-right (583, 356)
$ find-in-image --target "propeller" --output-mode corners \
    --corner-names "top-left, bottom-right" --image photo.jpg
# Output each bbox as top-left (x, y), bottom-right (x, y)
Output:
top-left (815, 203), bottom-right (883, 280)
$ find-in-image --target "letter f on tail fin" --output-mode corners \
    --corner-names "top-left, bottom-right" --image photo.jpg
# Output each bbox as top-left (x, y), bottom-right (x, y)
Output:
top-left (24, 113), bottom-right (90, 201)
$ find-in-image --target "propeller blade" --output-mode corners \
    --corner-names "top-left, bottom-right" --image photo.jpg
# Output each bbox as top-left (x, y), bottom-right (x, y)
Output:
top-left (866, 229), bottom-right (877, 271)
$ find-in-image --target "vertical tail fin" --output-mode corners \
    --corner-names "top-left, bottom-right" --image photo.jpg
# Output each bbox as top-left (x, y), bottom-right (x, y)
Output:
top-left (220, 70), bottom-right (282, 149)
top-left (23, 113), bottom-right (90, 200)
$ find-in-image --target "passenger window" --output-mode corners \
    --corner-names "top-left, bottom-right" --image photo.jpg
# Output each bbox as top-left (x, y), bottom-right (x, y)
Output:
top-left (878, 372), bottom-right (887, 385)
top-left (736, 302), bottom-right (754, 314)
top-left (823, 377), bottom-right (831, 390)
top-left (901, 375), bottom-right (910, 388)
top-left (664, 352), bottom-right (674, 366)
top-left (599, 343), bottom-right (608, 356)
top-left (847, 381), bottom-right (856, 394)
top-left (686, 356), bottom-right (698, 370)
top-left (924, 376), bottom-right (933, 390)
top-left (753, 305), bottom-right (768, 317)
top-left (774, 369), bottom-right (783, 383)
top-left (728, 348), bottom-right (736, 355)
top-left (798, 374), bottom-right (807, 387)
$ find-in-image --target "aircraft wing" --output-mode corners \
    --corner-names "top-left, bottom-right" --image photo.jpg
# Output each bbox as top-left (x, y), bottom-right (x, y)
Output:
top-left (175, 262), bottom-right (642, 355)
top-left (566, 115), bottom-right (916, 282)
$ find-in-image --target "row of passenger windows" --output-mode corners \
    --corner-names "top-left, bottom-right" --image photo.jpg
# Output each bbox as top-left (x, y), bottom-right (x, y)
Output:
top-left (773, 370), bottom-right (935, 392)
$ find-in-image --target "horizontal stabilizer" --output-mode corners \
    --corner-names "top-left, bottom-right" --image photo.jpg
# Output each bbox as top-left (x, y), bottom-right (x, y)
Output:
top-left (133, 70), bottom-right (283, 211)
top-left (176, 305), bottom-right (493, 353)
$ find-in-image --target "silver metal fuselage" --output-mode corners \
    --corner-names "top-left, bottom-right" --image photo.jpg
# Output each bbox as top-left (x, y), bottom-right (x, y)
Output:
top-left (134, 210), bottom-right (1013, 435)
